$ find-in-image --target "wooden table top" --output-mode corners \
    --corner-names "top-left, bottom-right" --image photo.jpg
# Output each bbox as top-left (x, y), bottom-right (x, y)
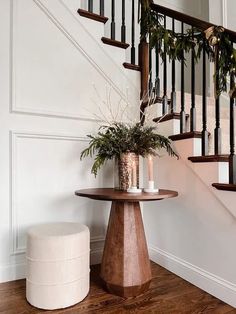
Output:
top-left (75, 188), bottom-right (178, 202)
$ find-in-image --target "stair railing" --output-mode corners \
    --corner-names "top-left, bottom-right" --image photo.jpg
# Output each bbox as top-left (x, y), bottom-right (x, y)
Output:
top-left (140, 2), bottom-right (236, 185)
top-left (81, 0), bottom-right (140, 68)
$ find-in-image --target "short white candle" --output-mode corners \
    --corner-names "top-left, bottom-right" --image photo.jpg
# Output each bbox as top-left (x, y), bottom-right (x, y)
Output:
top-left (147, 155), bottom-right (154, 182)
top-left (148, 180), bottom-right (154, 189)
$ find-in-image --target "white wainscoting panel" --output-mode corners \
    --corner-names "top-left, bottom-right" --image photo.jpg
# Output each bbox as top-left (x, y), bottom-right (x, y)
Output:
top-left (10, 131), bottom-right (110, 256)
top-left (11, 0), bottom-right (105, 120)
top-left (11, 0), bottom-right (139, 121)
top-left (0, 0), bottom-right (136, 283)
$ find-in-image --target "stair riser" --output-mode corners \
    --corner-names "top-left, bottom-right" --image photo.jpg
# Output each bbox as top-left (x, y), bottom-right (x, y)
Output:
top-left (153, 91), bottom-right (235, 154)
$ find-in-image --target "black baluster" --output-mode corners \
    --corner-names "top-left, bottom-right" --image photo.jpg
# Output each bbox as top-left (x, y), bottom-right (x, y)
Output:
top-left (201, 40), bottom-right (208, 156)
top-left (229, 69), bottom-right (236, 184)
top-left (121, 0), bottom-right (126, 42)
top-left (149, 46), bottom-right (153, 94)
top-left (170, 18), bottom-right (176, 113)
top-left (88, 0), bottom-right (93, 13)
top-left (155, 42), bottom-right (160, 97)
top-left (214, 49), bottom-right (221, 155)
top-left (180, 22), bottom-right (186, 133)
top-left (131, 0), bottom-right (135, 63)
top-left (111, 0), bottom-right (115, 40)
top-left (139, 0), bottom-right (149, 107)
top-left (100, 0), bottom-right (104, 16)
top-left (190, 26), bottom-right (196, 131)
top-left (162, 15), bottom-right (168, 115)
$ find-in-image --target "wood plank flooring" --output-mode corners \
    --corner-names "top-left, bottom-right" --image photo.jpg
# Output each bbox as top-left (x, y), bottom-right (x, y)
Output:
top-left (0, 262), bottom-right (235, 314)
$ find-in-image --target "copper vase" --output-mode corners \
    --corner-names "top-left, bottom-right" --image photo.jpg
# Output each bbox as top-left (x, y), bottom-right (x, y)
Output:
top-left (114, 153), bottom-right (139, 191)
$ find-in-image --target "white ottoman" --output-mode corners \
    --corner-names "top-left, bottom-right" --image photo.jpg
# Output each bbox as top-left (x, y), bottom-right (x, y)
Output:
top-left (26, 222), bottom-right (90, 310)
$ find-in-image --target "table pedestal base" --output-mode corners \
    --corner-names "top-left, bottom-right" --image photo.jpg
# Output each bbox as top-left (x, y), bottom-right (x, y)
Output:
top-left (100, 201), bottom-right (152, 297)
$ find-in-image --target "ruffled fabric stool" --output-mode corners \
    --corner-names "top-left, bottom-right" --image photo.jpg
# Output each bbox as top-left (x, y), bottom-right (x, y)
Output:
top-left (26, 222), bottom-right (90, 310)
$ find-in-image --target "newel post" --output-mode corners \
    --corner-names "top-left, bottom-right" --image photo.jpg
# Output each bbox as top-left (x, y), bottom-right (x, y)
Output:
top-left (139, 0), bottom-right (151, 123)
top-left (139, 39), bottom-right (149, 103)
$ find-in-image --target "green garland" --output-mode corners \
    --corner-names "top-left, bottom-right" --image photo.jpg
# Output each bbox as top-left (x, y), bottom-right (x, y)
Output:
top-left (139, 2), bottom-right (236, 98)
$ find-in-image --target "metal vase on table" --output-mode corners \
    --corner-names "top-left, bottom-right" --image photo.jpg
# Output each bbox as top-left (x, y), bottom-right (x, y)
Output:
top-left (114, 152), bottom-right (139, 191)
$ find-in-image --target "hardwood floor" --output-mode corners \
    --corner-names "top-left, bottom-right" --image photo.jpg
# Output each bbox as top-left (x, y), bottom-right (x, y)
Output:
top-left (0, 262), bottom-right (235, 314)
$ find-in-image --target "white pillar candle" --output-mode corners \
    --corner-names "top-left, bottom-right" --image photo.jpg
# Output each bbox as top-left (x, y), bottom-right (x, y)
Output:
top-left (147, 155), bottom-right (154, 182)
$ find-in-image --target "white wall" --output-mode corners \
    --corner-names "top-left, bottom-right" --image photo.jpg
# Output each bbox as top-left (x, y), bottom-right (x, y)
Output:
top-left (154, 0), bottom-right (207, 18)
top-left (0, 0), bottom-right (140, 282)
top-left (143, 117), bottom-right (236, 307)
top-left (144, 152), bottom-right (236, 307)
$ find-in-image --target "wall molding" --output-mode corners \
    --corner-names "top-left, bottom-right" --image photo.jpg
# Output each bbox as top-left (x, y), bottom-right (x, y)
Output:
top-left (10, 0), bottom-right (100, 121)
top-left (149, 244), bottom-right (236, 308)
top-left (10, 130), bottom-right (90, 256)
top-left (10, 0), bottom-right (138, 121)
top-left (11, 107), bottom-right (102, 123)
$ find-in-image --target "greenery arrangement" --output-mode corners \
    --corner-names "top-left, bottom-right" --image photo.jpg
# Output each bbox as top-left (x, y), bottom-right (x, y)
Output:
top-left (139, 0), bottom-right (236, 98)
top-left (80, 122), bottom-right (178, 176)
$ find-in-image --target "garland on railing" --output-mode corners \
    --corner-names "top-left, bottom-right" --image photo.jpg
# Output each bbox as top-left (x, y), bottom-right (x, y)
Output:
top-left (139, 1), bottom-right (236, 98)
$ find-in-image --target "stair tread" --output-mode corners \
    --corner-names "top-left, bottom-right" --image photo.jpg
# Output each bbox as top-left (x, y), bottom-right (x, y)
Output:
top-left (123, 63), bottom-right (140, 71)
top-left (77, 9), bottom-right (108, 23)
top-left (212, 183), bottom-right (236, 191)
top-left (101, 37), bottom-right (129, 49)
top-left (153, 112), bottom-right (189, 123)
top-left (169, 131), bottom-right (203, 141)
top-left (188, 155), bottom-right (229, 163)
top-left (141, 97), bottom-right (171, 113)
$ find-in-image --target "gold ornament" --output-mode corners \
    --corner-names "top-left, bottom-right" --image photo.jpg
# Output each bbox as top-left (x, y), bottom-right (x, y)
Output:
top-left (204, 25), bottom-right (225, 46)
top-left (209, 36), bottom-right (218, 46)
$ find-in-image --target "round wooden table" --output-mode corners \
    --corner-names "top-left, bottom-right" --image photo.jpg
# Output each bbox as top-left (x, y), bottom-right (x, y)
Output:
top-left (75, 188), bottom-right (178, 297)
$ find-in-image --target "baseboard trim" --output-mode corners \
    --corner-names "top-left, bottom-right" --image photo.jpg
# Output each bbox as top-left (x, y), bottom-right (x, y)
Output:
top-left (149, 244), bottom-right (236, 308)
top-left (0, 262), bottom-right (26, 283)
top-left (2, 243), bottom-right (235, 308)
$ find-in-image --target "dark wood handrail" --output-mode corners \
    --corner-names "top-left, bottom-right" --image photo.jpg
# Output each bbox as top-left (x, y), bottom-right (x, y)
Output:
top-left (150, 3), bottom-right (236, 41)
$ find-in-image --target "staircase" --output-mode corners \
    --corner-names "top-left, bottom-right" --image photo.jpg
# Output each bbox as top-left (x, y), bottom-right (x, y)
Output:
top-left (78, 0), bottom-right (236, 193)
